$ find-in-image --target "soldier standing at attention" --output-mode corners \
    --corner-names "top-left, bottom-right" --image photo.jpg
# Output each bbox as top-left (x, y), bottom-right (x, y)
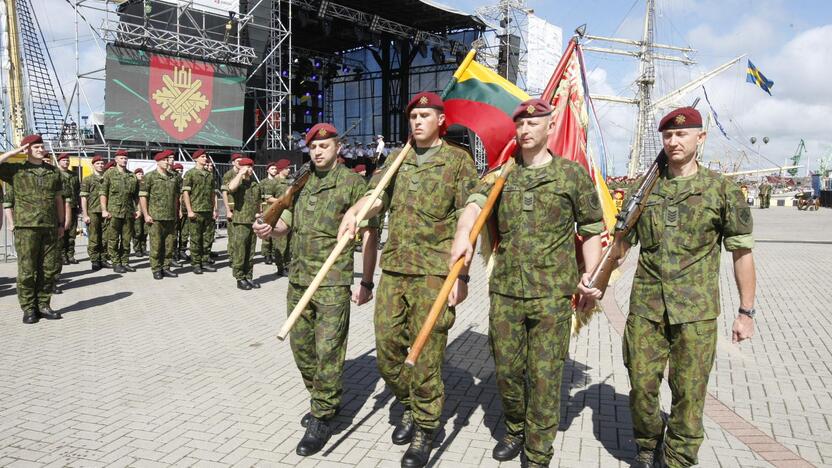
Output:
top-left (758, 179), bottom-right (772, 209)
top-left (139, 150), bottom-right (181, 280)
top-left (259, 159), bottom-right (291, 274)
top-left (171, 162), bottom-right (190, 262)
top-left (222, 153), bottom-right (243, 262)
top-left (450, 99), bottom-right (604, 467)
top-left (182, 149), bottom-right (218, 274)
top-left (203, 160), bottom-right (219, 262)
top-left (254, 123), bottom-right (378, 456)
top-left (132, 168), bottom-right (148, 256)
top-left (227, 157), bottom-right (261, 290)
top-left (339, 92), bottom-right (478, 468)
top-left (80, 155), bottom-right (107, 271)
top-left (0, 135), bottom-right (66, 323)
top-left (101, 149), bottom-right (139, 274)
top-left (620, 107), bottom-right (756, 468)
top-left (57, 153), bottom-right (80, 264)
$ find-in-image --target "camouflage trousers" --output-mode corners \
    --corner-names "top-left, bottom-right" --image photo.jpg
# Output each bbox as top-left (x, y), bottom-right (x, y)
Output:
top-left (14, 227), bottom-right (60, 311)
top-left (86, 213), bottom-right (104, 262)
top-left (102, 217), bottom-right (111, 260)
top-left (490, 293), bottom-right (572, 466)
top-left (148, 220), bottom-right (176, 272)
top-left (623, 313), bottom-right (718, 468)
top-left (107, 216), bottom-right (134, 266)
top-left (188, 212), bottom-right (213, 266)
top-left (205, 216), bottom-right (216, 253)
top-left (225, 217), bottom-right (235, 262)
top-left (375, 271), bottom-right (456, 431)
top-left (288, 283), bottom-right (351, 419)
top-left (229, 223), bottom-right (255, 280)
top-left (261, 235), bottom-right (289, 268)
top-left (132, 217), bottom-right (147, 253)
top-left (62, 209), bottom-right (78, 259)
top-left (176, 215), bottom-right (189, 254)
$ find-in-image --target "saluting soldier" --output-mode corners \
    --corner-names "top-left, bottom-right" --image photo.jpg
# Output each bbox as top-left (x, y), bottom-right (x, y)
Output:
top-left (221, 153), bottom-right (243, 262)
top-left (181, 149), bottom-right (218, 274)
top-left (132, 168), bottom-right (148, 256)
top-left (450, 99), bottom-right (605, 467)
top-left (621, 107), bottom-right (757, 468)
top-left (254, 123), bottom-right (378, 457)
top-left (139, 150), bottom-right (181, 280)
top-left (0, 135), bottom-right (66, 323)
top-left (339, 92), bottom-right (479, 468)
top-left (56, 153), bottom-right (80, 264)
top-left (80, 155), bottom-right (107, 271)
top-left (259, 159), bottom-right (291, 274)
top-left (101, 149), bottom-right (139, 273)
top-left (226, 157), bottom-right (261, 290)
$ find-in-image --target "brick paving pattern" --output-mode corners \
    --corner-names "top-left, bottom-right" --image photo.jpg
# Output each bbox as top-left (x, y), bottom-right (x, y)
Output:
top-left (0, 207), bottom-right (829, 467)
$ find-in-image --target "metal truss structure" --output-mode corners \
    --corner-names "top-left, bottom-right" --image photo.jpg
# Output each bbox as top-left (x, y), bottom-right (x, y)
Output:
top-left (263, 0), bottom-right (291, 150)
top-left (474, 0), bottom-right (531, 89)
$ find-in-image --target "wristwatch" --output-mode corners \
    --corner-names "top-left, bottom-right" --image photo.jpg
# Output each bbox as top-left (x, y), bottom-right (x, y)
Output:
top-left (360, 280), bottom-right (374, 290)
top-left (738, 307), bottom-right (756, 318)
top-left (458, 274), bottom-right (471, 284)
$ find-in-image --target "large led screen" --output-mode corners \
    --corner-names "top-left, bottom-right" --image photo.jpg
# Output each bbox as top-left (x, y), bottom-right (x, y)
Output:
top-left (105, 45), bottom-right (245, 147)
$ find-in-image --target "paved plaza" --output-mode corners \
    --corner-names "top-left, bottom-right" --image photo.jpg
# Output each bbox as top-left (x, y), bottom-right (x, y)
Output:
top-left (0, 207), bottom-right (830, 467)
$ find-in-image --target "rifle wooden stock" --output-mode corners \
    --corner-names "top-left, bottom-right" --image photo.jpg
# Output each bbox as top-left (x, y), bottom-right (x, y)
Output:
top-left (262, 169), bottom-right (311, 227)
top-left (405, 159), bottom-right (516, 367)
top-left (276, 141), bottom-right (414, 341)
top-left (586, 151), bottom-right (665, 297)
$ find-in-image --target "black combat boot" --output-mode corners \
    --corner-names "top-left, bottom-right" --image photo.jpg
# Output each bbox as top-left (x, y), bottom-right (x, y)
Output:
top-left (201, 264), bottom-right (217, 272)
top-left (193, 265), bottom-right (203, 275)
top-left (39, 305), bottom-right (62, 320)
top-left (170, 259), bottom-right (182, 268)
top-left (401, 426), bottom-right (433, 468)
top-left (162, 269), bottom-right (178, 278)
top-left (245, 279), bottom-right (260, 289)
top-left (237, 280), bottom-right (251, 290)
top-left (492, 433), bottom-right (524, 461)
top-left (91, 261), bottom-right (102, 272)
top-left (392, 409), bottom-right (415, 445)
top-left (264, 255), bottom-right (273, 265)
top-left (122, 264), bottom-right (136, 272)
top-left (153, 271), bottom-right (163, 280)
top-left (113, 265), bottom-right (127, 274)
top-left (22, 310), bottom-right (39, 324)
top-left (295, 416), bottom-right (331, 456)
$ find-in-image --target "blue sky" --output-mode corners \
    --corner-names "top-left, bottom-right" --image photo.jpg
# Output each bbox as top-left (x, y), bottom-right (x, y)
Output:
top-left (34, 0), bottom-right (832, 175)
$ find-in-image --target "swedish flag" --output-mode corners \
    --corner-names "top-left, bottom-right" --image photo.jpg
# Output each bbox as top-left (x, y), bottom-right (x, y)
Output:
top-left (746, 60), bottom-right (774, 95)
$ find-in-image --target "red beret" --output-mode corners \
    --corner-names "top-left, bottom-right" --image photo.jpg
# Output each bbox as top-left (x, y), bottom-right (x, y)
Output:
top-left (57, 153), bottom-right (70, 161)
top-left (230, 153), bottom-right (243, 161)
top-left (21, 134), bottom-right (43, 146)
top-left (193, 149), bottom-right (206, 159)
top-left (658, 107), bottom-right (702, 131)
top-left (266, 161), bottom-right (276, 169)
top-left (133, 168), bottom-right (144, 175)
top-left (154, 150), bottom-right (173, 161)
top-left (406, 91), bottom-right (444, 115)
top-left (115, 149), bottom-right (128, 157)
top-left (238, 158), bottom-right (254, 167)
top-left (172, 163), bottom-right (184, 170)
top-left (512, 98), bottom-right (553, 121)
top-left (276, 159), bottom-right (291, 170)
top-left (305, 123), bottom-right (339, 146)
top-left (104, 161), bottom-right (116, 170)
top-left (353, 164), bottom-right (366, 174)
top-left (91, 155), bottom-right (103, 164)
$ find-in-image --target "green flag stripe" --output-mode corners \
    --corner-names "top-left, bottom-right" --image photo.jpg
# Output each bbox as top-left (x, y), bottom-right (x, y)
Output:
top-left (444, 79), bottom-right (522, 117)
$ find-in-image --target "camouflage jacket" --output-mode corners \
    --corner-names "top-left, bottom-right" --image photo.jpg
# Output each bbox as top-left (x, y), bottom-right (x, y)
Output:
top-left (221, 169), bottom-right (238, 209)
top-left (80, 172), bottom-right (105, 213)
top-left (626, 166), bottom-right (754, 324)
top-left (282, 164), bottom-right (368, 287)
top-left (59, 168), bottom-right (81, 208)
top-left (101, 168), bottom-right (138, 218)
top-left (470, 155), bottom-right (605, 300)
top-left (229, 177), bottom-right (261, 224)
top-left (259, 177), bottom-right (287, 211)
top-left (0, 161), bottom-right (63, 228)
top-left (139, 169), bottom-right (180, 221)
top-left (182, 167), bottom-right (215, 213)
top-left (369, 141), bottom-right (478, 276)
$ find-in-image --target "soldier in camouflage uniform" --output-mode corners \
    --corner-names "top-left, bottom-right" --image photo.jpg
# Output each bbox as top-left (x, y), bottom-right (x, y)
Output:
top-left (254, 123), bottom-right (378, 457)
top-left (620, 107), bottom-right (757, 468)
top-left (0, 135), bottom-right (67, 323)
top-left (339, 92), bottom-right (478, 468)
top-left (226, 157), bottom-right (261, 289)
top-left (57, 153), bottom-right (80, 264)
top-left (81, 156), bottom-right (107, 270)
top-left (182, 149), bottom-right (218, 274)
top-left (450, 99), bottom-right (605, 467)
top-left (139, 150), bottom-right (181, 280)
top-left (101, 160), bottom-right (116, 265)
top-left (259, 159), bottom-right (291, 273)
top-left (758, 180), bottom-right (772, 209)
top-left (132, 168), bottom-right (148, 256)
top-left (221, 154), bottom-right (243, 262)
top-left (204, 160), bottom-right (219, 262)
top-left (171, 162), bottom-right (189, 262)
top-left (101, 149), bottom-right (139, 273)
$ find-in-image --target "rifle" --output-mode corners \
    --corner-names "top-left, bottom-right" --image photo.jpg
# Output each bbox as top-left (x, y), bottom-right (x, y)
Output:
top-left (585, 149), bottom-right (667, 297)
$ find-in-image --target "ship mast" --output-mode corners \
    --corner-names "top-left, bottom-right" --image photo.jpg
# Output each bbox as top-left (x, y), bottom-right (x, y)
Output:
top-left (4, 0), bottom-right (27, 145)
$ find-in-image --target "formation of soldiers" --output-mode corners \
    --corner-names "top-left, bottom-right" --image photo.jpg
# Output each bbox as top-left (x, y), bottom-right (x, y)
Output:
top-left (0, 95), bottom-right (757, 468)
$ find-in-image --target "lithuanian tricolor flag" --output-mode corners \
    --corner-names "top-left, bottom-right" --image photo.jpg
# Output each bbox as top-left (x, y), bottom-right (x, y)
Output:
top-left (442, 50), bottom-right (530, 169)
